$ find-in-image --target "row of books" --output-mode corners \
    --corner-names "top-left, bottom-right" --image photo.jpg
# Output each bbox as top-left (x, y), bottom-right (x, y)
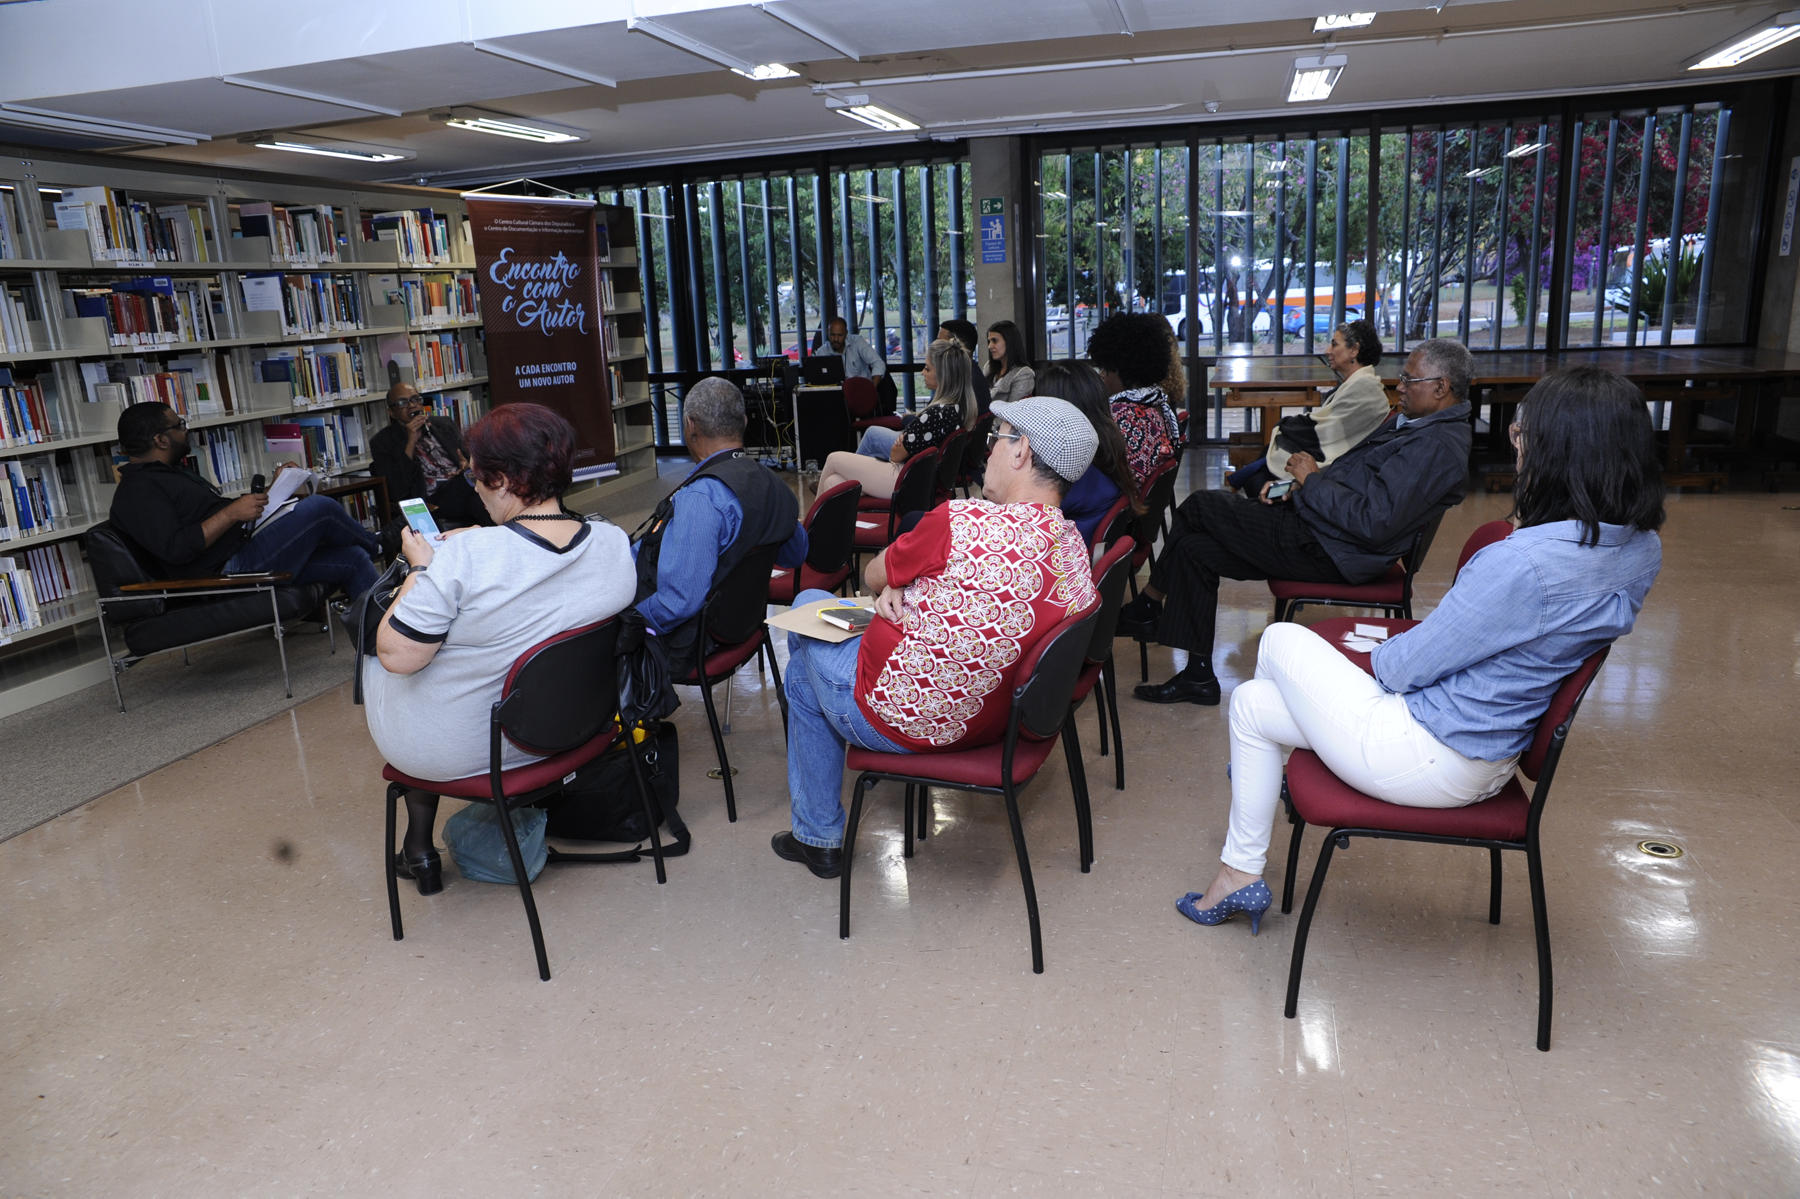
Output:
top-left (1, 370), bottom-right (54, 447)
top-left (0, 455), bottom-right (76, 542)
top-left (0, 543), bottom-right (92, 636)
top-left (362, 209), bottom-right (455, 267)
top-left (238, 272), bottom-right (367, 337)
top-left (0, 189), bottom-right (23, 259)
top-left (410, 332), bottom-right (472, 386)
top-left (435, 388), bottom-right (480, 430)
top-left (63, 277), bottom-right (221, 347)
top-left (602, 316), bottom-right (622, 356)
top-left (237, 202), bottom-right (340, 265)
top-left (187, 425), bottom-right (254, 492)
top-left (395, 275), bottom-right (479, 326)
top-left (53, 187), bottom-right (215, 265)
top-left (254, 343), bottom-right (368, 407)
top-left (81, 356), bottom-right (225, 417)
top-left (0, 282), bottom-right (42, 352)
top-left (264, 411), bottom-right (367, 472)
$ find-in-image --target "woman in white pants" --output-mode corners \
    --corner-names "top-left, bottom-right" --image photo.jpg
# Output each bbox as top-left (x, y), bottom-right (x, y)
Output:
top-left (1178, 366), bottom-right (1666, 932)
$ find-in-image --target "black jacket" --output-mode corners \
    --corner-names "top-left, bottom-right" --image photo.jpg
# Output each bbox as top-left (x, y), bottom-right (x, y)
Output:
top-left (369, 415), bottom-right (465, 510)
top-left (109, 460), bottom-right (247, 578)
top-left (1292, 401), bottom-right (1472, 582)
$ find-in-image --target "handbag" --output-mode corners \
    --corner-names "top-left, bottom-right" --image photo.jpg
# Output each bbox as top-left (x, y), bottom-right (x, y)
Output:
top-left (538, 719), bottom-right (690, 861)
top-left (1273, 411), bottom-right (1325, 460)
top-left (347, 556), bottom-right (408, 705)
top-left (615, 606), bottom-right (681, 724)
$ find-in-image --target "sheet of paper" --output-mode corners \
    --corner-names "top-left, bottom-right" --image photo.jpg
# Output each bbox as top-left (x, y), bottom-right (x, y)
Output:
top-left (1352, 623), bottom-right (1391, 640)
top-left (252, 466), bottom-right (311, 530)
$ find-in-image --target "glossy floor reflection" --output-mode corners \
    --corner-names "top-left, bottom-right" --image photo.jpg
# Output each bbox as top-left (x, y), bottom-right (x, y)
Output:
top-left (4, 468), bottom-right (1798, 1195)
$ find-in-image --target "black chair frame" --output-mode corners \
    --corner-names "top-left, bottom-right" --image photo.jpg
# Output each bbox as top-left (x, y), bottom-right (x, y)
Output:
top-left (384, 618), bottom-right (665, 981)
top-left (1271, 510), bottom-right (1445, 624)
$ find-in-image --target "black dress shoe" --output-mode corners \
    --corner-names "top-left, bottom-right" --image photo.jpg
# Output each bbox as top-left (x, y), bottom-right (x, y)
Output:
top-left (771, 831), bottom-right (842, 879)
top-left (1134, 670), bottom-right (1221, 706)
top-left (393, 848), bottom-right (444, 895)
top-left (1115, 596), bottom-right (1161, 639)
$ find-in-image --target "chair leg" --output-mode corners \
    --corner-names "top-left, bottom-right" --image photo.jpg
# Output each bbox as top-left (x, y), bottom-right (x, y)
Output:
top-left (1094, 690), bottom-right (1109, 758)
top-left (624, 734), bottom-right (668, 885)
top-left (902, 783), bottom-right (915, 859)
top-left (765, 642), bottom-right (788, 728)
top-left (97, 609), bottom-right (126, 712)
top-left (722, 672), bottom-right (734, 734)
top-left (385, 781), bottom-right (406, 940)
top-left (1002, 784), bottom-right (1045, 973)
top-left (916, 783), bottom-right (930, 842)
top-left (1488, 846), bottom-right (1503, 924)
top-left (1102, 657), bottom-right (1125, 791)
top-left (1527, 842), bottom-right (1554, 1052)
top-left (1281, 801), bottom-right (1306, 915)
top-left (1060, 716), bottom-right (1093, 873)
top-left (696, 677), bottom-right (738, 822)
top-left (840, 775), bottom-right (872, 940)
top-left (495, 798), bottom-right (552, 981)
top-left (1138, 637), bottom-right (1149, 684)
top-left (1284, 831), bottom-right (1343, 1019)
top-left (269, 587), bottom-right (292, 698)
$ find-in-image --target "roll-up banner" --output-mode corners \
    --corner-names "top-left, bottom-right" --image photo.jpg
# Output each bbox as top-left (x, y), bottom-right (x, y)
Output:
top-left (463, 194), bottom-right (616, 480)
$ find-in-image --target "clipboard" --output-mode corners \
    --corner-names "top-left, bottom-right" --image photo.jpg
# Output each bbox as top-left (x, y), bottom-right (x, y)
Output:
top-left (765, 596), bottom-right (879, 644)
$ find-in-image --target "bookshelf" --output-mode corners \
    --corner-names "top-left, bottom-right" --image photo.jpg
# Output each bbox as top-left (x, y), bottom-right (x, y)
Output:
top-left (0, 149), bottom-right (653, 717)
top-left (587, 202), bottom-right (655, 496)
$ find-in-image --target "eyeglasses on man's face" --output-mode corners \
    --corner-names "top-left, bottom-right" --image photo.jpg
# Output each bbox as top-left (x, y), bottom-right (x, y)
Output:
top-left (161, 418), bottom-right (187, 434)
top-left (985, 429), bottom-right (1023, 450)
top-left (1396, 373), bottom-right (1443, 389)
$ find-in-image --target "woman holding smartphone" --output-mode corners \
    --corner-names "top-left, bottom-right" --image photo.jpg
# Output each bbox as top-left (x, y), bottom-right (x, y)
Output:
top-left (1178, 367), bottom-right (1664, 932)
top-left (363, 402), bottom-right (636, 895)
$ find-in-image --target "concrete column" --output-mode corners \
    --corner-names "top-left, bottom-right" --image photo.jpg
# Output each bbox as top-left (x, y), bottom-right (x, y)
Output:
top-left (967, 136), bottom-right (1033, 366)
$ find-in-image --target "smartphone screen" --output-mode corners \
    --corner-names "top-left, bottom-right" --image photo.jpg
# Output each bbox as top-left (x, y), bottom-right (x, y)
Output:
top-left (398, 497), bottom-right (443, 541)
top-left (1267, 480), bottom-right (1294, 500)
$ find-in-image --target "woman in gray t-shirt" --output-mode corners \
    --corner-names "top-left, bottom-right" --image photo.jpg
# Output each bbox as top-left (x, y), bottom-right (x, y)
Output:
top-left (365, 404), bottom-right (636, 896)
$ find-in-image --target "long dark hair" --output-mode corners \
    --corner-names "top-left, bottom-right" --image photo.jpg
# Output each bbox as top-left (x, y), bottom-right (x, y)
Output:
top-left (1512, 367), bottom-right (1665, 547)
top-left (1032, 361), bottom-right (1145, 515)
top-left (987, 320), bottom-right (1028, 379)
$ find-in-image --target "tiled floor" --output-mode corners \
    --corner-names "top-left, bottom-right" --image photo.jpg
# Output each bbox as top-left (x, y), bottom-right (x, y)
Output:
top-left (4, 469), bottom-right (1798, 1196)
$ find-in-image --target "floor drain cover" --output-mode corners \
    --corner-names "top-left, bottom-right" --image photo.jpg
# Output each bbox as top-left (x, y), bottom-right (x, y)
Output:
top-left (706, 767), bottom-right (739, 780)
top-left (1637, 839), bottom-right (1685, 859)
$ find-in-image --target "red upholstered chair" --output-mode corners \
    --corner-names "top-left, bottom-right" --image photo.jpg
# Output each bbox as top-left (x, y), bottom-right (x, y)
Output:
top-left (768, 481), bottom-right (863, 605)
top-left (1301, 519), bottom-right (1516, 653)
top-left (676, 541), bottom-right (788, 823)
top-left (1120, 457), bottom-right (1180, 681)
top-left (930, 428), bottom-right (970, 506)
top-left (1087, 492), bottom-right (1131, 553)
top-left (958, 415), bottom-right (992, 496)
top-left (1267, 509), bottom-right (1447, 624)
top-left (381, 618), bottom-right (665, 981)
top-left (845, 376), bottom-right (902, 434)
top-left (1280, 647), bottom-right (1611, 1052)
top-left (850, 447), bottom-right (939, 565)
top-left (838, 601), bottom-right (1102, 974)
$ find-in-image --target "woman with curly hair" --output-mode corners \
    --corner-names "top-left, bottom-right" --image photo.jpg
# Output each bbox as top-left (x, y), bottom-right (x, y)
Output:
top-left (1089, 313), bottom-right (1179, 490)
top-left (1032, 361), bottom-right (1145, 544)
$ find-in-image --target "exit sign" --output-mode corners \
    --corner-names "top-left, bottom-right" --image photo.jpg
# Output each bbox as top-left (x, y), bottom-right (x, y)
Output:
top-left (979, 197), bottom-right (1004, 216)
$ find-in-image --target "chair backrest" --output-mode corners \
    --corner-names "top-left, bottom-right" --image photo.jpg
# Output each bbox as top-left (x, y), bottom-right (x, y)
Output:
top-left (1131, 458), bottom-right (1178, 557)
top-left (85, 523), bottom-right (165, 620)
top-left (1402, 510), bottom-right (1447, 576)
top-left (887, 447), bottom-right (941, 535)
top-left (842, 375), bottom-right (878, 419)
top-left (933, 428), bottom-right (968, 497)
top-left (702, 540), bottom-right (784, 646)
top-left (958, 415), bottom-right (992, 487)
top-left (802, 480), bottom-right (863, 574)
top-left (497, 618), bottom-right (622, 756)
top-left (1084, 536), bottom-right (1137, 665)
top-left (1521, 646), bottom-right (1609, 782)
top-left (1008, 602), bottom-right (1103, 745)
top-left (1091, 492), bottom-right (1131, 551)
top-left (1455, 519), bottom-right (1514, 578)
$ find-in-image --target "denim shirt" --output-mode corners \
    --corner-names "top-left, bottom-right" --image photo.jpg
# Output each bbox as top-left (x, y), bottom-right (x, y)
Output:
top-left (1371, 521), bottom-right (1662, 761)
top-left (818, 332), bottom-right (887, 379)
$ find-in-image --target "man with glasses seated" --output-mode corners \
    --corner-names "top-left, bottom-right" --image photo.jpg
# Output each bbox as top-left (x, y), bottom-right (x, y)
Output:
top-left (109, 401), bottom-right (381, 601)
top-left (770, 397), bottom-right (1100, 880)
top-left (1118, 338), bottom-right (1474, 707)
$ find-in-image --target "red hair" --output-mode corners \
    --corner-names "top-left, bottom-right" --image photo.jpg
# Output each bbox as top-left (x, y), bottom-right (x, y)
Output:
top-left (464, 403), bottom-right (575, 503)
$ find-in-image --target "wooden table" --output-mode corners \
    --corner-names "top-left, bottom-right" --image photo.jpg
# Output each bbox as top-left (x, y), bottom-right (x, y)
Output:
top-left (1206, 347), bottom-right (1800, 485)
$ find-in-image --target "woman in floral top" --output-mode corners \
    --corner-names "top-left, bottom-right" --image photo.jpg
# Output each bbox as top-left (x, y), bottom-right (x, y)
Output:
top-left (1089, 313), bottom-right (1180, 490)
top-left (818, 337), bottom-right (977, 500)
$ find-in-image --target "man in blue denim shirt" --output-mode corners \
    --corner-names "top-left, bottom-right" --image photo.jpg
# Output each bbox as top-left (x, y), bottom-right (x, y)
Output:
top-left (816, 317), bottom-right (887, 380)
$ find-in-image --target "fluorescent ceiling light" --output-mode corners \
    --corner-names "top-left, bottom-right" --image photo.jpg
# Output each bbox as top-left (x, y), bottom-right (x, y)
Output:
top-left (1506, 141), bottom-right (1550, 158)
top-left (253, 139), bottom-right (411, 162)
top-left (441, 114), bottom-right (582, 144)
top-left (1314, 13), bottom-right (1376, 32)
top-left (824, 95), bottom-right (919, 132)
top-left (1689, 10), bottom-right (1800, 69)
top-left (732, 62), bottom-right (800, 81)
top-left (1288, 55), bottom-right (1346, 103)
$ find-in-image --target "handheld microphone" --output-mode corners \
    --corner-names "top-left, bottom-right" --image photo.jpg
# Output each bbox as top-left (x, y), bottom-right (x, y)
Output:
top-left (250, 474), bottom-right (267, 494)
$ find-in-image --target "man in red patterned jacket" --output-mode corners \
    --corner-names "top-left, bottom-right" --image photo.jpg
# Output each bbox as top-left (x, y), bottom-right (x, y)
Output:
top-left (772, 396), bottom-right (1101, 879)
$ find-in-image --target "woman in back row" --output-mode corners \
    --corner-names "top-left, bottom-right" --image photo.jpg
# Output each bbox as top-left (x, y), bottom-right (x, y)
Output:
top-left (1178, 367), bottom-right (1664, 932)
top-left (818, 336), bottom-right (978, 500)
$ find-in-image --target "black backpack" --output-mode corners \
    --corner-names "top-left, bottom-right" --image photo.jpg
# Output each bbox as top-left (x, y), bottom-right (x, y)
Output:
top-left (538, 719), bottom-right (691, 860)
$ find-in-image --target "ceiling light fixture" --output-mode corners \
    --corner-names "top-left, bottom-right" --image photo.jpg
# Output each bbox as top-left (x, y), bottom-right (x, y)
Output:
top-left (0, 103), bottom-right (209, 146)
top-left (732, 62), bottom-right (801, 81)
top-left (1689, 10), bottom-right (1800, 69)
top-left (1287, 55), bottom-right (1347, 102)
top-left (1314, 13), bottom-right (1376, 32)
top-left (437, 111), bottom-right (583, 144)
top-left (250, 138), bottom-right (412, 163)
top-left (823, 94), bottom-right (919, 132)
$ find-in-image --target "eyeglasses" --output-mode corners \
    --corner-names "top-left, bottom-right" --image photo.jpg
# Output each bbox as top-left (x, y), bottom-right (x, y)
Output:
top-left (161, 418), bottom-right (187, 433)
top-left (1396, 373), bottom-right (1443, 389)
top-left (985, 429), bottom-right (1023, 450)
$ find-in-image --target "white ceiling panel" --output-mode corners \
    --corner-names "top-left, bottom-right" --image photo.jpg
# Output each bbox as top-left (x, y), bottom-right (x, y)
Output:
top-left (236, 44), bottom-right (590, 115)
top-left (20, 79), bottom-right (376, 139)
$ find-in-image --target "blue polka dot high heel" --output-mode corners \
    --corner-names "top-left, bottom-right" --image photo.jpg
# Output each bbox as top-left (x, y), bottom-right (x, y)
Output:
top-left (1175, 880), bottom-right (1273, 935)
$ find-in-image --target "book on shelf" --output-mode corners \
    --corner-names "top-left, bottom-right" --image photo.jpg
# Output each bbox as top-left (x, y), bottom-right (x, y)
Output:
top-left (363, 209), bottom-right (452, 266)
top-left (187, 425), bottom-right (252, 492)
top-left (263, 414), bottom-right (357, 472)
top-left (0, 188), bottom-right (22, 259)
top-left (0, 456), bottom-right (75, 541)
top-left (602, 316), bottom-right (620, 356)
top-left (154, 203), bottom-right (214, 263)
top-left (434, 388), bottom-right (479, 430)
top-left (61, 276), bottom-right (219, 346)
top-left (254, 342), bottom-right (366, 407)
top-left (398, 273), bottom-right (479, 325)
top-left (408, 331), bottom-right (469, 386)
top-left (20, 540), bottom-right (90, 606)
top-left (56, 186), bottom-right (204, 265)
top-left (81, 359), bottom-right (220, 419)
top-left (240, 272), bottom-right (365, 337)
top-left (0, 554), bottom-right (43, 635)
top-left (0, 281), bottom-right (42, 351)
top-left (0, 369), bottom-right (54, 448)
top-left (238, 202), bottom-right (340, 265)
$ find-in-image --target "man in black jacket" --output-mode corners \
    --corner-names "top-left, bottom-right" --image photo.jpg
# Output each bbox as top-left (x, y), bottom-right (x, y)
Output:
top-left (368, 383), bottom-right (489, 526)
top-left (1120, 338), bottom-right (1475, 705)
top-left (109, 402), bottom-right (380, 600)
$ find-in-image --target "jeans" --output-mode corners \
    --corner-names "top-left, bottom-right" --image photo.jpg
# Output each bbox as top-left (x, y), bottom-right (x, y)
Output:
top-left (784, 589), bottom-right (906, 848)
top-left (225, 494), bottom-right (381, 601)
top-left (1222, 622), bottom-right (1518, 875)
top-left (856, 425), bottom-right (900, 459)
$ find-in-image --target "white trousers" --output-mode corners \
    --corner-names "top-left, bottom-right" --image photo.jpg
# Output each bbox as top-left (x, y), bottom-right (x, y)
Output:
top-left (1221, 622), bottom-right (1519, 876)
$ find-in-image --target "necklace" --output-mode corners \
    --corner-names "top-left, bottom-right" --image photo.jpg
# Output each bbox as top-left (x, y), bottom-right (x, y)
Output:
top-left (511, 510), bottom-right (582, 523)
